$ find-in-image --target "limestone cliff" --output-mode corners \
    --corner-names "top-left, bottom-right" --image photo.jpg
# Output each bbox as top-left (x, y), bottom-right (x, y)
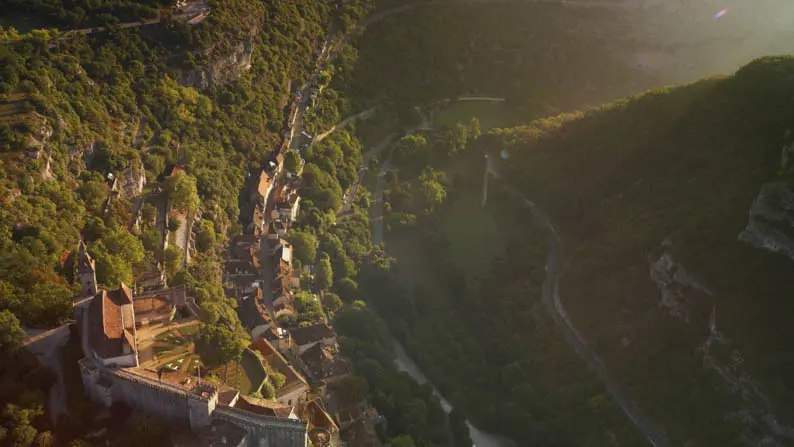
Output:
top-left (179, 38), bottom-right (254, 90)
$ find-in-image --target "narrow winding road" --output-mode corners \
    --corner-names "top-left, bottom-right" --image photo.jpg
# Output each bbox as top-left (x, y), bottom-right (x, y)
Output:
top-left (496, 172), bottom-right (670, 446)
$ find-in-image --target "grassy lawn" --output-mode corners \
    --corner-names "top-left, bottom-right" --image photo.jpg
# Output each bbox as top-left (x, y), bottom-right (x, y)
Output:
top-left (154, 331), bottom-right (184, 345)
top-left (433, 100), bottom-right (513, 130)
top-left (161, 354), bottom-right (189, 372)
top-left (152, 343), bottom-right (188, 358)
top-left (439, 190), bottom-right (506, 279)
top-left (177, 324), bottom-right (199, 338)
top-left (187, 356), bottom-right (202, 375)
top-left (207, 351), bottom-right (265, 395)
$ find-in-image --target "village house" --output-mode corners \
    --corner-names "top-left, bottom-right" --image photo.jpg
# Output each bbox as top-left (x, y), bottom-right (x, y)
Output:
top-left (237, 288), bottom-right (274, 340)
top-left (251, 169), bottom-right (275, 210)
top-left (264, 236), bottom-right (293, 265)
top-left (286, 323), bottom-right (337, 356)
top-left (233, 233), bottom-right (260, 251)
top-left (249, 338), bottom-right (310, 406)
top-left (300, 343), bottom-right (352, 384)
top-left (272, 185), bottom-right (301, 223)
top-left (225, 259), bottom-right (259, 278)
top-left (266, 219), bottom-right (289, 240)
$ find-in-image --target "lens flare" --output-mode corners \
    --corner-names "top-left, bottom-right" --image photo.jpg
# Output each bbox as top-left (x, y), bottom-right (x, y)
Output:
top-left (500, 150), bottom-right (509, 159)
top-left (714, 7), bottom-right (730, 19)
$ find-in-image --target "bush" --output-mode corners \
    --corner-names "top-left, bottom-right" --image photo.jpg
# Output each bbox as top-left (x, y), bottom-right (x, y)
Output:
top-left (167, 217), bottom-right (181, 232)
top-left (260, 381), bottom-right (275, 399)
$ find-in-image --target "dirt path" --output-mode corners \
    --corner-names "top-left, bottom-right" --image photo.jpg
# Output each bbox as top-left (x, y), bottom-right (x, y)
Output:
top-left (314, 107), bottom-right (378, 143)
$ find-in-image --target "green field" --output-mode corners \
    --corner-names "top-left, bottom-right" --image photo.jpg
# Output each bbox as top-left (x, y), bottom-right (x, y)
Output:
top-left (433, 100), bottom-right (512, 130)
top-left (439, 191), bottom-right (506, 278)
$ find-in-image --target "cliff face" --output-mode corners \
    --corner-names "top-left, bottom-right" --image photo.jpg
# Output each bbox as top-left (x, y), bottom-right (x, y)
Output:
top-left (180, 38), bottom-right (254, 90)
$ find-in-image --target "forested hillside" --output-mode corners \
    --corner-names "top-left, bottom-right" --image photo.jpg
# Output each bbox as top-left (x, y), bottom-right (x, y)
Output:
top-left (0, 0), bottom-right (376, 444)
top-left (484, 56), bottom-right (794, 445)
top-left (347, 2), bottom-right (660, 120)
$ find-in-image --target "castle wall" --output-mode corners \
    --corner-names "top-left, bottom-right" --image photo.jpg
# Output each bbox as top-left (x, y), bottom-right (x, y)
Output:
top-left (213, 406), bottom-right (307, 447)
top-left (80, 363), bottom-right (215, 431)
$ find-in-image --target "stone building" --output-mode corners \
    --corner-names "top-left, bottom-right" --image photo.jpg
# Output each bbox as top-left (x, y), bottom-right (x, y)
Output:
top-left (77, 240), bottom-right (98, 297)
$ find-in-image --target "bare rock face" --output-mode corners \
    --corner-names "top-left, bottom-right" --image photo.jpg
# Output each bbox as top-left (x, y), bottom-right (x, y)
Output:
top-left (24, 113), bottom-right (53, 159)
top-left (68, 140), bottom-right (96, 176)
top-left (179, 39), bottom-right (254, 90)
top-left (649, 251), bottom-right (712, 323)
top-left (737, 182), bottom-right (794, 260)
top-left (117, 161), bottom-right (147, 199)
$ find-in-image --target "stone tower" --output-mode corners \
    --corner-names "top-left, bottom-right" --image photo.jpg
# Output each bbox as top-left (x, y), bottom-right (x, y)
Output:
top-left (77, 240), bottom-right (98, 297)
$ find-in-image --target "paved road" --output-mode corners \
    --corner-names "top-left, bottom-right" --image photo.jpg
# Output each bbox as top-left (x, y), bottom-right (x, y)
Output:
top-left (499, 179), bottom-right (670, 447)
top-left (59, 0), bottom-right (209, 37)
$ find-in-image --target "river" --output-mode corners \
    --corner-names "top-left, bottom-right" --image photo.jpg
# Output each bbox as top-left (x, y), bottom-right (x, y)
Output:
top-left (390, 338), bottom-right (517, 447)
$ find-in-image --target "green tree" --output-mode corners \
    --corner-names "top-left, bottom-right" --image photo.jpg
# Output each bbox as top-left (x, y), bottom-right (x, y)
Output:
top-left (418, 168), bottom-right (446, 214)
top-left (269, 371), bottom-right (286, 389)
top-left (32, 431), bottom-right (55, 447)
top-left (77, 178), bottom-right (108, 213)
top-left (2, 404), bottom-right (42, 447)
top-left (283, 150), bottom-right (301, 173)
top-left (322, 292), bottom-right (343, 313)
top-left (393, 134), bottom-right (429, 177)
top-left (333, 277), bottom-right (359, 301)
top-left (316, 253), bottom-right (333, 291)
top-left (139, 228), bottom-right (161, 252)
top-left (287, 231), bottom-right (318, 264)
top-left (163, 246), bottom-right (183, 276)
top-left (195, 220), bottom-right (216, 253)
top-left (467, 117), bottom-right (481, 141)
top-left (167, 216), bottom-right (181, 232)
top-left (164, 171), bottom-right (199, 213)
top-left (294, 291), bottom-right (324, 324)
top-left (198, 324), bottom-right (248, 368)
top-left (389, 435), bottom-right (417, 447)
top-left (92, 230), bottom-right (145, 286)
top-left (330, 376), bottom-right (369, 408)
top-left (0, 310), bottom-right (25, 356)
top-left (260, 380), bottom-right (276, 399)
top-left (23, 284), bottom-right (72, 327)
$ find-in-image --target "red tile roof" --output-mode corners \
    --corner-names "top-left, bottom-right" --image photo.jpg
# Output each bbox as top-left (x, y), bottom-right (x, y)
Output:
top-left (89, 284), bottom-right (137, 359)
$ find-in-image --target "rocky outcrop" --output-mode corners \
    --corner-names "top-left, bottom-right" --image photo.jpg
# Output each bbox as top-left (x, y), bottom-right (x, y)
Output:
top-left (179, 39), bottom-right (254, 90)
top-left (648, 249), bottom-right (712, 323)
top-left (737, 182), bottom-right (794, 260)
top-left (68, 140), bottom-right (97, 176)
top-left (117, 162), bottom-right (147, 199)
top-left (24, 113), bottom-right (53, 160)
